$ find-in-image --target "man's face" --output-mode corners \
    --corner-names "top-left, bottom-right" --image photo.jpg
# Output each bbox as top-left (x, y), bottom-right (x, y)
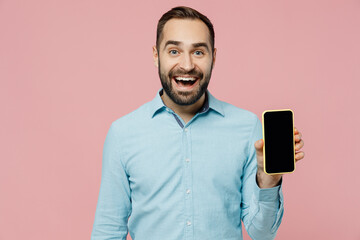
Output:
top-left (153, 18), bottom-right (216, 106)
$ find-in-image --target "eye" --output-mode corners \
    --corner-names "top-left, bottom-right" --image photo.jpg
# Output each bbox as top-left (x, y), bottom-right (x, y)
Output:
top-left (169, 50), bottom-right (179, 55)
top-left (194, 50), bottom-right (204, 56)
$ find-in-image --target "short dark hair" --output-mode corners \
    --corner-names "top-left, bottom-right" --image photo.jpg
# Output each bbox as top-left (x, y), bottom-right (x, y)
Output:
top-left (156, 6), bottom-right (215, 54)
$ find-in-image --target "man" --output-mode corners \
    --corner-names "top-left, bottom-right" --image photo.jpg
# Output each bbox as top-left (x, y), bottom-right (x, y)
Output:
top-left (91, 6), bottom-right (304, 240)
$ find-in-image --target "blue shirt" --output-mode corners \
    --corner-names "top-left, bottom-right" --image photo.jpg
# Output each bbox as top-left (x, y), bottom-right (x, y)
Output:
top-left (91, 88), bottom-right (284, 240)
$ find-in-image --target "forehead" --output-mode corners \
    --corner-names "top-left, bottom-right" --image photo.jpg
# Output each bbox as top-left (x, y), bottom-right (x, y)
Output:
top-left (161, 18), bottom-right (211, 48)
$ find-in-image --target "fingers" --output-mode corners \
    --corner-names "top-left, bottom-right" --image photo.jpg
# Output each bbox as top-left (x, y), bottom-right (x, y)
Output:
top-left (254, 139), bottom-right (264, 151)
top-left (295, 151), bottom-right (305, 161)
top-left (294, 127), bottom-right (305, 162)
top-left (295, 139), bottom-right (304, 151)
top-left (294, 127), bottom-right (302, 143)
top-left (295, 132), bottom-right (302, 142)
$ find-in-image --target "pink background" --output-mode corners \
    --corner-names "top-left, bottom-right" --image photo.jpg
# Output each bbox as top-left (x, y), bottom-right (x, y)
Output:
top-left (1, 0), bottom-right (359, 239)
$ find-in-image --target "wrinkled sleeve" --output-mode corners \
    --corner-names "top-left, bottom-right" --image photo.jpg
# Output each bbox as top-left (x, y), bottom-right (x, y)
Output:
top-left (91, 123), bottom-right (132, 240)
top-left (240, 117), bottom-right (284, 240)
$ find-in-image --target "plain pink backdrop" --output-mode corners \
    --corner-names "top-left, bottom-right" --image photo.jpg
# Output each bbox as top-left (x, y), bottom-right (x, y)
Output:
top-left (1, 0), bottom-right (359, 239)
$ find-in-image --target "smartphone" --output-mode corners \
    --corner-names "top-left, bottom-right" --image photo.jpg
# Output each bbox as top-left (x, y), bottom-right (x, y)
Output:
top-left (262, 109), bottom-right (295, 175)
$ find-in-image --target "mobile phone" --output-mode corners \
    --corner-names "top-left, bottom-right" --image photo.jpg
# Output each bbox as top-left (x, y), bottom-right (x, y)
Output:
top-left (262, 109), bottom-right (295, 175)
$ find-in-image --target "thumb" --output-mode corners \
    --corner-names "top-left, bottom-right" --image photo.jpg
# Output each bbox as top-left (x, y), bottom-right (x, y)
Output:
top-left (254, 139), bottom-right (264, 151)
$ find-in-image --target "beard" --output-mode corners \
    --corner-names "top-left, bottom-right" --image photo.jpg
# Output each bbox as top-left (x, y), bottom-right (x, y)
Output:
top-left (158, 60), bottom-right (213, 106)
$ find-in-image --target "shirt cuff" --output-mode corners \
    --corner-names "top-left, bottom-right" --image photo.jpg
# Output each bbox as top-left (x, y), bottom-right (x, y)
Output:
top-left (253, 177), bottom-right (285, 233)
top-left (254, 177), bottom-right (282, 202)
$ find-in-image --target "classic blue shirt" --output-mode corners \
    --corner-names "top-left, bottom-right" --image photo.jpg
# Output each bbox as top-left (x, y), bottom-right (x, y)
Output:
top-left (91, 88), bottom-right (284, 240)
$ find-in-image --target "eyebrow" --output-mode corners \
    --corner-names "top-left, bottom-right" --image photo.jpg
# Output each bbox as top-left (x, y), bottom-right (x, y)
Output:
top-left (163, 40), bottom-right (210, 52)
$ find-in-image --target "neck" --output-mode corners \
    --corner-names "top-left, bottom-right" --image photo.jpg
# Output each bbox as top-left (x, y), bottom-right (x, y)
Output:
top-left (161, 91), bottom-right (206, 118)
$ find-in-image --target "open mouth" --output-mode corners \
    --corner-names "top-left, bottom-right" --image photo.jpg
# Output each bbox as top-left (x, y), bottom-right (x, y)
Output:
top-left (173, 76), bottom-right (199, 89)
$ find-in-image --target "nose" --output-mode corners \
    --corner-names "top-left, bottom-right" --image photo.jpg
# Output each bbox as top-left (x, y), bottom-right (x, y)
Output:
top-left (179, 52), bottom-right (194, 72)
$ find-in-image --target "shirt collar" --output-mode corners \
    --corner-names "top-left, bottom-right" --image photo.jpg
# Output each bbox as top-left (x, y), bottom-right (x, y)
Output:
top-left (149, 88), bottom-right (225, 118)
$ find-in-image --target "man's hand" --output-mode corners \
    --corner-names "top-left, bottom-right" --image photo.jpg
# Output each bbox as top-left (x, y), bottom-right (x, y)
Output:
top-left (254, 127), bottom-right (305, 189)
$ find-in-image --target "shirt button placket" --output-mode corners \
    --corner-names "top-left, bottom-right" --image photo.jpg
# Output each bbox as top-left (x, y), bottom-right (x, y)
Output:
top-left (183, 126), bottom-right (193, 239)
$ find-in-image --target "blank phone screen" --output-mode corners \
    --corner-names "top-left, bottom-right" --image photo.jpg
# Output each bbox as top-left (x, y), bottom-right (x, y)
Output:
top-left (263, 110), bottom-right (295, 174)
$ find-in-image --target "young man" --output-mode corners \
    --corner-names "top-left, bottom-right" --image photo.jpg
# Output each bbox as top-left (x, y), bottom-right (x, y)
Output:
top-left (91, 6), bottom-right (304, 240)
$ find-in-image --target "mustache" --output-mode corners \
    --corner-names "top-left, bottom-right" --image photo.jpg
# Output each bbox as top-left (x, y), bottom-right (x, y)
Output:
top-left (169, 68), bottom-right (203, 79)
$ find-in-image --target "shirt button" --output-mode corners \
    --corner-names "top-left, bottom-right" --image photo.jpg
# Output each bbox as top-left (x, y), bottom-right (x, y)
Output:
top-left (186, 189), bottom-right (191, 194)
top-left (185, 158), bottom-right (190, 162)
top-left (184, 128), bottom-right (188, 132)
top-left (187, 221), bottom-right (191, 226)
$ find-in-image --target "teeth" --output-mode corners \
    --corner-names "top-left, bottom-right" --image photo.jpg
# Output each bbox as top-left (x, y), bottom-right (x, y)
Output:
top-left (175, 77), bottom-right (196, 81)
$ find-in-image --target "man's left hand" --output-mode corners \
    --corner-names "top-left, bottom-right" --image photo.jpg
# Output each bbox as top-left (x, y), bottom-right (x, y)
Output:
top-left (254, 127), bottom-right (305, 189)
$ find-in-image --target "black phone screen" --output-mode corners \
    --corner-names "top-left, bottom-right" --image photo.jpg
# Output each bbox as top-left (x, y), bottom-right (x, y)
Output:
top-left (263, 110), bottom-right (295, 174)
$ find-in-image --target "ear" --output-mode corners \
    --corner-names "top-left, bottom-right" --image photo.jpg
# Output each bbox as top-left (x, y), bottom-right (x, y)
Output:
top-left (212, 48), bottom-right (217, 68)
top-left (152, 45), bottom-right (159, 67)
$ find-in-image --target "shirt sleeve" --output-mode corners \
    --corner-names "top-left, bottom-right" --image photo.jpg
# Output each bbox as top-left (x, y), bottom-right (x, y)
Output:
top-left (91, 123), bottom-right (132, 240)
top-left (240, 117), bottom-right (284, 240)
